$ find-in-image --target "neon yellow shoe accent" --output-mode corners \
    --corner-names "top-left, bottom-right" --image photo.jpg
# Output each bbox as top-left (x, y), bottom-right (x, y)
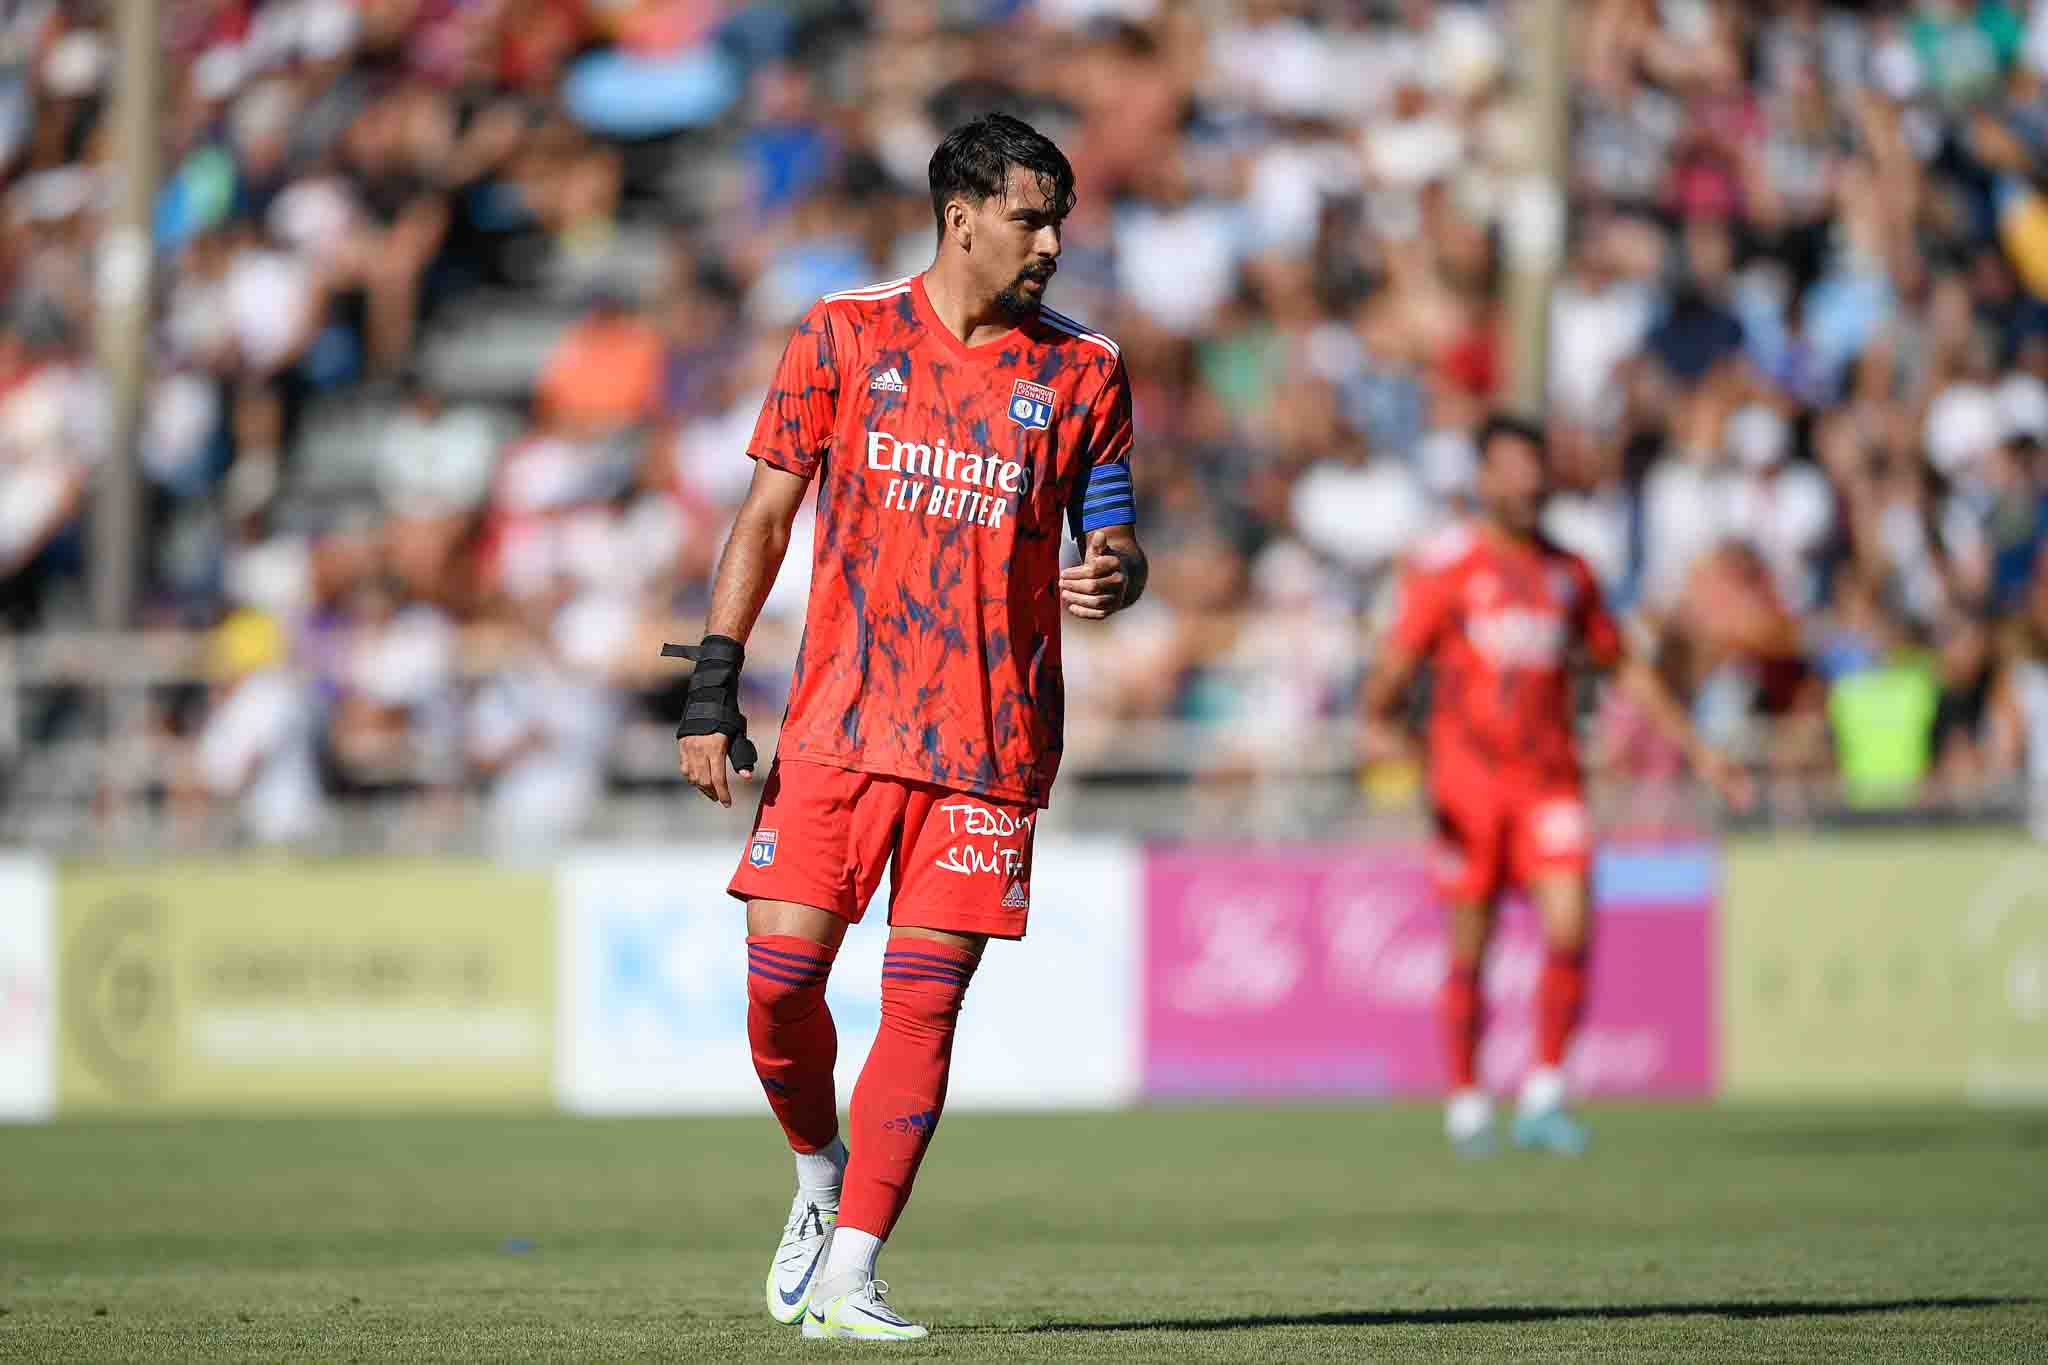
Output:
top-left (800, 1280), bottom-right (928, 1341)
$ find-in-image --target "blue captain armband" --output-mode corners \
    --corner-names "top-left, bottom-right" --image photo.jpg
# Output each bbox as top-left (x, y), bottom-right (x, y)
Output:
top-left (1071, 460), bottom-right (1136, 539)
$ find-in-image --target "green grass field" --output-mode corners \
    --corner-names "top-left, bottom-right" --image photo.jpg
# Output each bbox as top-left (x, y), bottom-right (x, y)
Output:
top-left (2, 1105), bottom-right (2044, 1362)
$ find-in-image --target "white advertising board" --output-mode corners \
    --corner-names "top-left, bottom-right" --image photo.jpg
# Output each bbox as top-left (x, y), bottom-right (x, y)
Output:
top-left (555, 839), bottom-right (1139, 1114)
top-left (0, 856), bottom-right (55, 1121)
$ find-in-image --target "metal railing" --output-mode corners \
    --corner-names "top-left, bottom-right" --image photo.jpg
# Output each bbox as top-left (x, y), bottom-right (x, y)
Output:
top-left (0, 630), bottom-right (2032, 853)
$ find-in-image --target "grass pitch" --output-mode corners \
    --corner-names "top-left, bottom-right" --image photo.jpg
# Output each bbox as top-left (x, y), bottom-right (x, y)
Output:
top-left (2, 1105), bottom-right (2043, 1361)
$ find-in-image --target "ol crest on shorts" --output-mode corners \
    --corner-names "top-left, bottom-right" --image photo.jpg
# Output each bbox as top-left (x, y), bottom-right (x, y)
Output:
top-left (749, 828), bottom-right (779, 868)
top-left (1008, 379), bottom-right (1056, 431)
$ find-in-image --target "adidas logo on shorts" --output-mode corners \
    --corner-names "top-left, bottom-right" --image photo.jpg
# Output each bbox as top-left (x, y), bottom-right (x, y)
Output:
top-left (870, 367), bottom-right (907, 393)
top-left (1002, 880), bottom-right (1029, 909)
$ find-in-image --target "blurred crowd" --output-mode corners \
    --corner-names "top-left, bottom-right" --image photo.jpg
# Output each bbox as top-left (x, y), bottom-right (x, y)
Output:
top-left (5, 0), bottom-right (2048, 847)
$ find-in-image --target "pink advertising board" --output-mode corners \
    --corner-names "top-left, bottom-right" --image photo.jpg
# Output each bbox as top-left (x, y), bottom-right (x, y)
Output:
top-left (1141, 843), bottom-right (1716, 1099)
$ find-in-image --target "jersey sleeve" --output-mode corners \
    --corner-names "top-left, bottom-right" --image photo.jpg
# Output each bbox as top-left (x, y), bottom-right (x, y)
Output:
top-left (745, 303), bottom-right (840, 478)
top-left (1386, 559), bottom-right (1455, 659)
top-left (1068, 358), bottom-right (1136, 541)
top-left (1574, 558), bottom-right (1624, 668)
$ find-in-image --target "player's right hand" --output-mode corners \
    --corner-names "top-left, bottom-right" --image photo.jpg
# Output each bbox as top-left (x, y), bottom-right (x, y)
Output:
top-left (677, 732), bottom-right (751, 807)
top-left (667, 634), bottom-right (759, 806)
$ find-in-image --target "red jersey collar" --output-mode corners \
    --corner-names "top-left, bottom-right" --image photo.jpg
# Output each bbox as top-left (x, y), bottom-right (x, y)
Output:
top-left (912, 271), bottom-right (1026, 363)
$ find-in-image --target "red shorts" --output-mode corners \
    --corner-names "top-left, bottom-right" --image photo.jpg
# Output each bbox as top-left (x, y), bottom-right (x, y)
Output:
top-left (1430, 782), bottom-right (1592, 905)
top-left (727, 759), bottom-right (1036, 939)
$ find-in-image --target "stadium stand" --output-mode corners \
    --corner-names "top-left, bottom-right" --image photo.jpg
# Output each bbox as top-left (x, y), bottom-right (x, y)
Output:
top-left (3, 0), bottom-right (2048, 849)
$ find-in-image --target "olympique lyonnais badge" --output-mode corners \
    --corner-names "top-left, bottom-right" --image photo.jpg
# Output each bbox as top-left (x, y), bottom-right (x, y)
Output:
top-left (1008, 379), bottom-right (1056, 431)
top-left (749, 828), bottom-right (779, 868)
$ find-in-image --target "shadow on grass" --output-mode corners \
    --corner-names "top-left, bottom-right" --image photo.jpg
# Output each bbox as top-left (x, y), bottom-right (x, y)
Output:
top-left (994, 1296), bottom-right (2033, 1334)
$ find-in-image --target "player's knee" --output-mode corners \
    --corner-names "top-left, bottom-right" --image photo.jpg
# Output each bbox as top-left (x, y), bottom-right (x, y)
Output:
top-left (1546, 921), bottom-right (1589, 957)
top-left (749, 971), bottom-right (829, 1024)
top-left (1532, 883), bottom-right (1590, 954)
top-left (878, 943), bottom-right (977, 1037)
top-left (745, 936), bottom-right (836, 1021)
top-left (1447, 902), bottom-right (1495, 965)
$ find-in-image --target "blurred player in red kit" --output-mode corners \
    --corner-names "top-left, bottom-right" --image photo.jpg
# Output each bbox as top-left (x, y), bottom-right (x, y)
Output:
top-left (671, 114), bottom-right (1144, 1341)
top-left (1363, 415), bottom-right (1750, 1156)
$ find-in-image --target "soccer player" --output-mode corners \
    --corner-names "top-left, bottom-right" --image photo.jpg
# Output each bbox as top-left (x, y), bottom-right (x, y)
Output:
top-left (1362, 415), bottom-right (1749, 1156)
top-left (671, 114), bottom-right (1144, 1342)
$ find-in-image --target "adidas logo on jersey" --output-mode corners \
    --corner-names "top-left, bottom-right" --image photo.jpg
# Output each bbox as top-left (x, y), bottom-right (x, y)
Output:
top-left (870, 367), bottom-right (907, 393)
top-left (1002, 880), bottom-right (1030, 909)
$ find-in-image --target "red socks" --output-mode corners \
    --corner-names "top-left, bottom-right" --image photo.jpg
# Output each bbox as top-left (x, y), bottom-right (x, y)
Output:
top-left (1441, 963), bottom-right (1483, 1089)
top-left (746, 935), bottom-right (840, 1153)
top-left (838, 940), bottom-right (978, 1240)
top-left (1537, 949), bottom-right (1588, 1069)
top-left (746, 931), bottom-right (978, 1239)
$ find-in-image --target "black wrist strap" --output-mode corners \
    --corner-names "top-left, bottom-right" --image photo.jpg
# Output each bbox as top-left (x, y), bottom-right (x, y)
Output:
top-left (663, 634), bottom-right (759, 771)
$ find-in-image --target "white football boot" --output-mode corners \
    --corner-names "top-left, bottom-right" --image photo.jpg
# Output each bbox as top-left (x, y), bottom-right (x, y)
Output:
top-left (1445, 1088), bottom-right (1498, 1157)
top-left (765, 1194), bottom-right (836, 1324)
top-left (801, 1276), bottom-right (930, 1342)
top-left (1511, 1066), bottom-right (1590, 1155)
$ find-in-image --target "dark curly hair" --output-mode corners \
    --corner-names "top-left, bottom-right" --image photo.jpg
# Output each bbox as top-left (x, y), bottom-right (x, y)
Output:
top-left (928, 113), bottom-right (1076, 233)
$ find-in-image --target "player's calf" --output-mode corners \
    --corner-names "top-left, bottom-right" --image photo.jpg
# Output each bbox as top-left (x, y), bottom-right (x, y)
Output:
top-left (838, 939), bottom-right (977, 1240)
top-left (1515, 977), bottom-right (1590, 1156)
top-left (747, 933), bottom-right (850, 1322)
top-left (1440, 959), bottom-right (1495, 1155)
top-left (746, 934), bottom-right (842, 1154)
top-left (806, 936), bottom-right (977, 1334)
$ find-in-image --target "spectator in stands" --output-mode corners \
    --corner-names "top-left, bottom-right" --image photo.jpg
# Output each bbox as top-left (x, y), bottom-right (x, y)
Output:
top-left (1825, 572), bottom-right (1941, 806)
top-left (1719, 402), bottom-right (1836, 614)
top-left (331, 80), bottom-right (450, 374)
top-left (1931, 602), bottom-right (2000, 791)
top-left (1670, 538), bottom-right (1820, 772)
top-left (0, 323), bottom-right (103, 629)
top-left (1989, 549), bottom-right (2048, 834)
top-left (163, 216), bottom-right (331, 515)
top-left (178, 607), bottom-right (325, 845)
top-left (320, 568), bottom-right (461, 808)
top-left (535, 282), bottom-right (664, 437)
top-left (21, 0), bottom-right (2048, 846)
top-left (467, 582), bottom-right (633, 852)
top-left (375, 368), bottom-right (505, 598)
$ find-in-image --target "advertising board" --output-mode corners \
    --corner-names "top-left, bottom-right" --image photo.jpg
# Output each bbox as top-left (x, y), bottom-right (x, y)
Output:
top-left (57, 861), bottom-right (553, 1112)
top-left (1724, 836), bottom-right (2048, 1101)
top-left (1142, 843), bottom-right (1717, 1099)
top-left (555, 839), bottom-right (1141, 1113)
top-left (0, 856), bottom-right (55, 1121)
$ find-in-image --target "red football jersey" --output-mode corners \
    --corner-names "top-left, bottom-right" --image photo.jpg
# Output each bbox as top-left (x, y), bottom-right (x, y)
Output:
top-left (1387, 521), bottom-right (1622, 789)
top-left (747, 273), bottom-right (1135, 807)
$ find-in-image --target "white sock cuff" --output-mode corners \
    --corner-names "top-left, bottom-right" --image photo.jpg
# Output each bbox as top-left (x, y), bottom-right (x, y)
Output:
top-left (820, 1226), bottom-right (883, 1286)
top-left (1520, 1066), bottom-right (1567, 1114)
top-left (795, 1136), bottom-right (848, 1200)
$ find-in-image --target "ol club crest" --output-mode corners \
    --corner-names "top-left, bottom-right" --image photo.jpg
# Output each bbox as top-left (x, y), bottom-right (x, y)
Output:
top-left (1008, 379), bottom-right (1056, 431)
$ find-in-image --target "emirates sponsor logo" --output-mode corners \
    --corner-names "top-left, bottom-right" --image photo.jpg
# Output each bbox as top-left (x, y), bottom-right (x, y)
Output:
top-left (866, 429), bottom-right (1024, 530)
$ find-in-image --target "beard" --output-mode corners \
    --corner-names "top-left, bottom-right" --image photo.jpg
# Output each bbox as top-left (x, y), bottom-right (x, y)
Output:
top-left (994, 264), bottom-right (1055, 319)
top-left (1489, 495), bottom-right (1544, 535)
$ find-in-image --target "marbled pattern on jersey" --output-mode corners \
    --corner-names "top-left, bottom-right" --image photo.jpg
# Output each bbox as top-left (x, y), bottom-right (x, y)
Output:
top-left (748, 275), bottom-right (1133, 806)
top-left (1389, 522), bottom-right (1622, 791)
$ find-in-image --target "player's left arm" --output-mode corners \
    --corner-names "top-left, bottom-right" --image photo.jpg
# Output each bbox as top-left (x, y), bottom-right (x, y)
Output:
top-left (1610, 653), bottom-right (1754, 809)
top-left (1060, 357), bottom-right (1146, 620)
top-left (1578, 565), bottom-right (1756, 810)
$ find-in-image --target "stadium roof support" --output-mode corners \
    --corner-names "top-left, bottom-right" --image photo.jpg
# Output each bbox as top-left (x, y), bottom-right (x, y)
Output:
top-left (91, 0), bottom-right (161, 631)
top-left (1503, 0), bottom-right (1571, 421)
